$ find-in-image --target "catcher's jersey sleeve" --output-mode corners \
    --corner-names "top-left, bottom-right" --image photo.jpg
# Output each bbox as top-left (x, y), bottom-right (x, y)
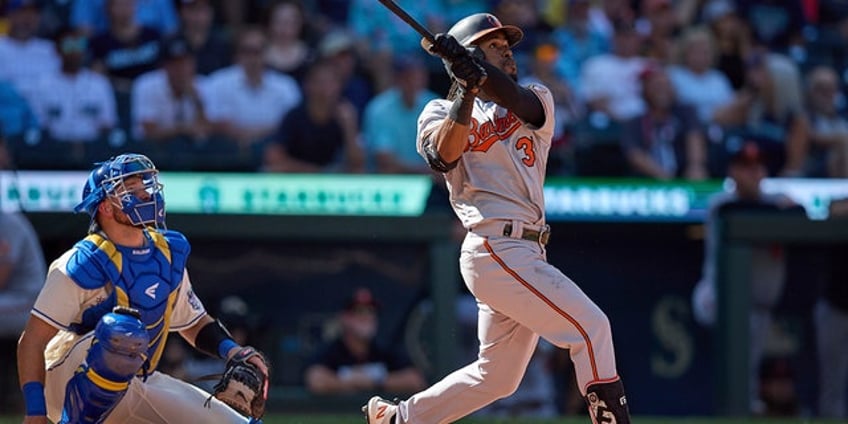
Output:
top-left (31, 249), bottom-right (108, 330)
top-left (169, 269), bottom-right (207, 331)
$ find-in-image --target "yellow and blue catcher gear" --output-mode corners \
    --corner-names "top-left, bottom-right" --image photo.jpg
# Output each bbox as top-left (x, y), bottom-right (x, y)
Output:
top-left (65, 228), bottom-right (190, 372)
top-left (61, 308), bottom-right (149, 424)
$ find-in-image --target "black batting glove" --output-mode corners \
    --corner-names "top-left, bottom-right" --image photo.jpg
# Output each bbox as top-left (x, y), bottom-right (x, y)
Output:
top-left (447, 54), bottom-right (487, 89)
top-left (430, 33), bottom-right (466, 61)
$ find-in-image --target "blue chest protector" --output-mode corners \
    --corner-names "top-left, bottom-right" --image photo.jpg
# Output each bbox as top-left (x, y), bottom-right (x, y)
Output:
top-left (65, 229), bottom-right (190, 371)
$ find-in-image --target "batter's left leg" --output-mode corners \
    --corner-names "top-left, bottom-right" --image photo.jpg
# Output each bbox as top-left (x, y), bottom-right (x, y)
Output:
top-left (585, 378), bottom-right (631, 424)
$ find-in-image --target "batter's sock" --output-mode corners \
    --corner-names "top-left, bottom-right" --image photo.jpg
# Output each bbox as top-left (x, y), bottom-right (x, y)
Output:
top-left (585, 378), bottom-right (631, 424)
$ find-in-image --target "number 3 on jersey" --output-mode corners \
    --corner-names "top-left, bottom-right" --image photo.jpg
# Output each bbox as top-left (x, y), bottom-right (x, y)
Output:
top-left (515, 136), bottom-right (536, 166)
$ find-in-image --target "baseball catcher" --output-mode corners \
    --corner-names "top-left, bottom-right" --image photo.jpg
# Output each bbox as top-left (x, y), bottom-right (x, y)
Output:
top-left (17, 153), bottom-right (269, 423)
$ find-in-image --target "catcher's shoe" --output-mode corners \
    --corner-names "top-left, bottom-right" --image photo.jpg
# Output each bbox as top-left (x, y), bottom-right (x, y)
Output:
top-left (362, 396), bottom-right (398, 424)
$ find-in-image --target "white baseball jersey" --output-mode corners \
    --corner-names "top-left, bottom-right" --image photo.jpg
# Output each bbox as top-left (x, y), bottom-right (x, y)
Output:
top-left (401, 83), bottom-right (622, 424)
top-left (417, 83), bottom-right (554, 229)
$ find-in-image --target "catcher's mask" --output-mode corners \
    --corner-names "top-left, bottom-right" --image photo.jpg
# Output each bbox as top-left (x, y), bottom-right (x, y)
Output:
top-left (74, 153), bottom-right (165, 231)
top-left (422, 13), bottom-right (524, 52)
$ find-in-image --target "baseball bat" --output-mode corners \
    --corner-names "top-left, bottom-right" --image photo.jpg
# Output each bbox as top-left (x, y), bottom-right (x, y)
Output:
top-left (376, 0), bottom-right (436, 45)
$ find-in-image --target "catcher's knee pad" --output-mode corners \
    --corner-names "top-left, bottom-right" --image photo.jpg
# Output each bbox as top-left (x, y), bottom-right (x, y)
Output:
top-left (585, 378), bottom-right (631, 424)
top-left (60, 309), bottom-right (149, 423)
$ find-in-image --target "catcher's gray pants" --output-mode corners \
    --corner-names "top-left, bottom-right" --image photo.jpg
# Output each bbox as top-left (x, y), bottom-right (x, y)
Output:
top-left (44, 332), bottom-right (250, 423)
top-left (816, 299), bottom-right (848, 419)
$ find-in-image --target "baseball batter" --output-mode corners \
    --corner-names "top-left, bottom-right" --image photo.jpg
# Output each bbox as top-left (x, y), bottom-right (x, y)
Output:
top-left (363, 13), bottom-right (632, 424)
top-left (17, 153), bottom-right (267, 423)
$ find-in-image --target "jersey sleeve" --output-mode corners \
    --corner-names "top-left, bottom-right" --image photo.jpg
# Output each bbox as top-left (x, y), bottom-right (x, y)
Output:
top-left (525, 83), bottom-right (556, 146)
top-left (31, 251), bottom-right (106, 331)
top-left (168, 269), bottom-right (207, 331)
top-left (415, 98), bottom-right (450, 159)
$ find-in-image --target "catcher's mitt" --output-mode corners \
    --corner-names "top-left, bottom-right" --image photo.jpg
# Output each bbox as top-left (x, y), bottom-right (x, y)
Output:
top-left (206, 346), bottom-right (269, 419)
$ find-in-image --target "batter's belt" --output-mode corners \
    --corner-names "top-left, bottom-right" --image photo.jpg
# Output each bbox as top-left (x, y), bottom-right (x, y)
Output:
top-left (471, 220), bottom-right (551, 245)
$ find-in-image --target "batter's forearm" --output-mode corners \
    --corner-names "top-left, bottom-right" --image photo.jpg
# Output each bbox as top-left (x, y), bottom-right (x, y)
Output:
top-left (433, 92), bottom-right (475, 164)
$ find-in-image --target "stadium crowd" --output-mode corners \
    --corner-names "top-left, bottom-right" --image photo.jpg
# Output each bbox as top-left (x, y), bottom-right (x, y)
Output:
top-left (1, 0), bottom-right (848, 180)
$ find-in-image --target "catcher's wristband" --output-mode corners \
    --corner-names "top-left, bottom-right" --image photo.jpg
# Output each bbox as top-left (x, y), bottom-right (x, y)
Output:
top-left (218, 339), bottom-right (239, 359)
top-left (22, 381), bottom-right (47, 416)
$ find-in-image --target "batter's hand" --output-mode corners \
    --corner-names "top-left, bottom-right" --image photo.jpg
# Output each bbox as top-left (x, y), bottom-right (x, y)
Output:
top-left (447, 54), bottom-right (486, 90)
top-left (429, 33), bottom-right (466, 60)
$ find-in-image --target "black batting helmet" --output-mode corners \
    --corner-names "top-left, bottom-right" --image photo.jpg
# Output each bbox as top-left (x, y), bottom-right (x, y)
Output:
top-left (422, 13), bottom-right (523, 52)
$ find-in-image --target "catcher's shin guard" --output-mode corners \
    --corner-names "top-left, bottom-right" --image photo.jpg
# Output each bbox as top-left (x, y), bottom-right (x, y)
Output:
top-left (60, 308), bottom-right (149, 423)
top-left (585, 378), bottom-right (631, 424)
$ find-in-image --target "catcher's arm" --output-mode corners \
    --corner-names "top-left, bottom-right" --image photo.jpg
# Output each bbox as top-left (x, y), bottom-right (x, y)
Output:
top-left (180, 315), bottom-right (268, 376)
top-left (182, 315), bottom-right (270, 418)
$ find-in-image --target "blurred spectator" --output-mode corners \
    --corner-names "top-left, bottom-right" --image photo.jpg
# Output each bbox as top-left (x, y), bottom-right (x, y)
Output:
top-left (347, 0), bottom-right (444, 92)
top-left (33, 0), bottom-right (74, 39)
top-left (758, 357), bottom-right (800, 416)
top-left (264, 0), bottom-right (313, 81)
top-left (303, 0), bottom-right (353, 36)
top-left (621, 66), bottom-right (708, 180)
top-left (303, 287), bottom-right (426, 395)
top-left (805, 65), bottom-right (848, 177)
top-left (638, 0), bottom-right (681, 64)
top-left (579, 21), bottom-right (647, 121)
top-left (178, 0), bottom-right (232, 76)
top-left (436, 0), bottom-right (488, 28)
top-left (675, 0), bottom-right (710, 28)
top-left (0, 81), bottom-right (39, 140)
top-left (692, 141), bottom-right (801, 415)
top-left (817, 0), bottom-right (848, 27)
top-left (263, 58), bottom-right (365, 173)
top-left (493, 0), bottom-right (554, 67)
top-left (71, 0), bottom-right (178, 37)
top-left (363, 54), bottom-right (437, 174)
top-left (586, 0), bottom-right (635, 41)
top-left (347, 0), bottom-right (444, 56)
top-left (206, 26), bottom-right (301, 152)
top-left (0, 0), bottom-right (60, 99)
top-left (0, 210), bottom-right (46, 339)
top-left (704, 0), bottom-right (751, 90)
top-left (737, 0), bottom-right (806, 53)
top-left (131, 35), bottom-right (211, 142)
top-left (668, 26), bottom-right (735, 124)
top-left (520, 42), bottom-right (580, 171)
top-left (816, 197), bottom-right (848, 419)
top-left (27, 29), bottom-right (116, 143)
top-left (713, 50), bottom-right (810, 176)
top-left (90, 0), bottom-right (164, 94)
top-left (550, 0), bottom-right (610, 89)
top-left (317, 29), bottom-right (373, 117)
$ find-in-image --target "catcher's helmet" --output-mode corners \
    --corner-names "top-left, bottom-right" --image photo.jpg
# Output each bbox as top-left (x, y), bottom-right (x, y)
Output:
top-left (423, 13), bottom-right (523, 52)
top-left (74, 153), bottom-right (165, 230)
